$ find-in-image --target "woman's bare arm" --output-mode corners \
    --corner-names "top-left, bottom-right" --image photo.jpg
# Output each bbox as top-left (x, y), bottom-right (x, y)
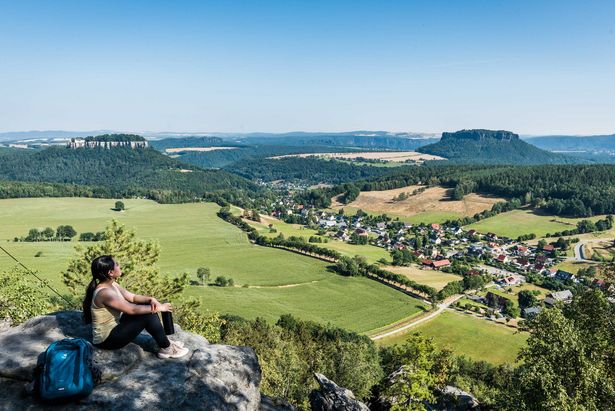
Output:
top-left (98, 288), bottom-right (154, 315)
top-left (113, 283), bottom-right (157, 304)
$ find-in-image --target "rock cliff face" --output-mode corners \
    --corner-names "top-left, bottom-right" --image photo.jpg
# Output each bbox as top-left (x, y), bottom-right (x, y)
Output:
top-left (0, 311), bottom-right (263, 411)
top-left (309, 373), bottom-right (369, 411)
top-left (440, 129), bottom-right (519, 142)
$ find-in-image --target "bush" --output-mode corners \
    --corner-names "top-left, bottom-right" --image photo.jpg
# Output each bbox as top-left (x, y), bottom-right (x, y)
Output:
top-left (215, 276), bottom-right (229, 287)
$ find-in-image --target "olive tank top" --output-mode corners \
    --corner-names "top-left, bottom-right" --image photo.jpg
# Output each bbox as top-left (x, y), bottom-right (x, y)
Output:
top-left (91, 283), bottom-right (122, 344)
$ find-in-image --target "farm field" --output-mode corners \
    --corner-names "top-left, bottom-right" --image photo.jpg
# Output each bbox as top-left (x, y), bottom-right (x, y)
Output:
top-left (379, 310), bottom-right (528, 364)
top-left (385, 265), bottom-right (461, 290)
top-left (238, 210), bottom-right (390, 264)
top-left (554, 260), bottom-right (598, 275)
top-left (185, 276), bottom-right (427, 333)
top-left (465, 209), bottom-right (604, 239)
top-left (164, 147), bottom-right (238, 153)
top-left (271, 151), bottom-right (445, 163)
top-left (332, 185), bottom-right (504, 223)
top-left (584, 239), bottom-right (615, 261)
top-left (0, 197), bottom-right (424, 331)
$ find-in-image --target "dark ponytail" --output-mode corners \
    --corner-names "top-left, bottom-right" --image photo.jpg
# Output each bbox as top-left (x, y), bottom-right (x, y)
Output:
top-left (83, 255), bottom-right (115, 324)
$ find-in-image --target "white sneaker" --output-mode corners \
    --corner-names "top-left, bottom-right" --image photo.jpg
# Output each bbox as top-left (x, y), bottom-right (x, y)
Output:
top-left (170, 339), bottom-right (185, 348)
top-left (158, 342), bottom-right (189, 359)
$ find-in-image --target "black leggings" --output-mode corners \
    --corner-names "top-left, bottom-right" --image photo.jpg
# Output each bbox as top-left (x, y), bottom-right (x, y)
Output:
top-left (95, 313), bottom-right (170, 350)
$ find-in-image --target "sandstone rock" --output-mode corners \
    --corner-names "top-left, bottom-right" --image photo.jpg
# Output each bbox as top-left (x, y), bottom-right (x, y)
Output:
top-left (437, 385), bottom-right (480, 410)
top-left (308, 373), bottom-right (369, 411)
top-left (0, 311), bottom-right (262, 411)
top-left (259, 394), bottom-right (298, 411)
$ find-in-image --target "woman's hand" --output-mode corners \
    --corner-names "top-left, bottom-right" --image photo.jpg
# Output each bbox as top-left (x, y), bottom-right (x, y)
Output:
top-left (158, 302), bottom-right (173, 313)
top-left (150, 297), bottom-right (162, 313)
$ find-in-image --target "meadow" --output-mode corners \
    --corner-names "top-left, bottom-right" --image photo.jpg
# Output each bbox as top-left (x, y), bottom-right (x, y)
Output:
top-left (379, 310), bottom-right (528, 364)
top-left (0, 197), bottom-right (425, 333)
top-left (464, 209), bottom-right (603, 239)
top-left (385, 265), bottom-right (461, 290)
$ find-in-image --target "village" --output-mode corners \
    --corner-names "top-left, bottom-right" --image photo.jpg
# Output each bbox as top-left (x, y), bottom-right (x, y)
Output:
top-left (252, 194), bottom-right (612, 323)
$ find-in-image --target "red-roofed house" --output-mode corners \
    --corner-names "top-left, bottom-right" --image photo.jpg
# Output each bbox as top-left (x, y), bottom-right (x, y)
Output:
top-left (430, 223), bottom-right (441, 231)
top-left (432, 259), bottom-right (451, 269)
top-left (496, 254), bottom-right (508, 263)
top-left (543, 244), bottom-right (555, 252)
top-left (422, 259), bottom-right (433, 267)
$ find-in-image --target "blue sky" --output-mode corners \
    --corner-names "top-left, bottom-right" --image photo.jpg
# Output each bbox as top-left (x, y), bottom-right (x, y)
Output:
top-left (0, 1), bottom-right (614, 135)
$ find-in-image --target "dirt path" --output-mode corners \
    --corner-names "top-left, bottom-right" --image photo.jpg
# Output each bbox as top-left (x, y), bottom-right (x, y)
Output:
top-left (369, 294), bottom-right (463, 340)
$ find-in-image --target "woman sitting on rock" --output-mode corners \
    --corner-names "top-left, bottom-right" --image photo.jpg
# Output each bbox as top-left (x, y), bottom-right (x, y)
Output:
top-left (83, 255), bottom-right (189, 359)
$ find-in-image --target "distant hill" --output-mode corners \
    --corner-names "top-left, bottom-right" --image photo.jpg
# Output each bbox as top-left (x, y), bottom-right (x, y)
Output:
top-left (524, 134), bottom-right (615, 152)
top-left (0, 130), bottom-right (116, 142)
top-left (417, 129), bottom-right (585, 164)
top-left (0, 141), bottom-right (259, 202)
top-left (232, 131), bottom-right (439, 150)
top-left (149, 136), bottom-right (231, 151)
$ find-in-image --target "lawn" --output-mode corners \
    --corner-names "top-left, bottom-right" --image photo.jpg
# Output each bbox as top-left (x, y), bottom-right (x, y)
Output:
top-left (464, 209), bottom-right (603, 239)
top-left (385, 265), bottom-right (461, 290)
top-left (0, 197), bottom-right (426, 332)
top-left (379, 310), bottom-right (528, 365)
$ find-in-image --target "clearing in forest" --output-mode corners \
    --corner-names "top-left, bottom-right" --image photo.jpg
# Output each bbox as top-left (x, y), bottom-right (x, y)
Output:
top-left (271, 151), bottom-right (445, 163)
top-left (164, 147), bottom-right (238, 153)
top-left (333, 185), bottom-right (505, 221)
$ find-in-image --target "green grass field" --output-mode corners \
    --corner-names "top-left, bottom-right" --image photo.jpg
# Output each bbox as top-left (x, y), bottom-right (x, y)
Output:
top-left (464, 209), bottom-right (602, 239)
top-left (379, 310), bottom-right (528, 364)
top-left (0, 197), bottom-right (426, 332)
top-left (385, 265), bottom-right (461, 290)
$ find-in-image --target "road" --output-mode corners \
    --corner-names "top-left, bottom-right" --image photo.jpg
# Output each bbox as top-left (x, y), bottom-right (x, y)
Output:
top-left (370, 294), bottom-right (464, 341)
top-left (561, 240), bottom-right (593, 263)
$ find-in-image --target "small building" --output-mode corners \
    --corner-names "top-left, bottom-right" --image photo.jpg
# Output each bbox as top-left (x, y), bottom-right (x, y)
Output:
top-left (432, 259), bottom-right (451, 270)
top-left (500, 275), bottom-right (524, 286)
top-left (543, 244), bottom-right (555, 252)
top-left (523, 306), bottom-right (542, 318)
top-left (555, 270), bottom-right (575, 282)
top-left (544, 290), bottom-right (573, 306)
top-left (592, 279), bottom-right (606, 289)
top-left (495, 254), bottom-right (508, 264)
top-left (430, 223), bottom-right (441, 231)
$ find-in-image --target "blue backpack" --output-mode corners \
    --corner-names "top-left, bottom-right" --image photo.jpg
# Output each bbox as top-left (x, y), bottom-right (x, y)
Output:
top-left (35, 338), bottom-right (98, 403)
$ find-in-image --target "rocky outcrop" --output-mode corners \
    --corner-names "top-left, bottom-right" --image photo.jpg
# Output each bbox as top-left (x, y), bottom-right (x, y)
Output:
top-left (308, 373), bottom-right (369, 411)
top-left (437, 386), bottom-right (480, 410)
top-left (440, 129), bottom-right (519, 142)
top-left (0, 311), bottom-right (263, 411)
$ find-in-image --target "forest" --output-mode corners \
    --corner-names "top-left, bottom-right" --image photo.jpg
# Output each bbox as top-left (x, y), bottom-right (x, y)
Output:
top-left (227, 157), bottom-right (398, 184)
top-left (314, 164), bottom-right (615, 217)
top-left (0, 146), bottom-right (261, 203)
